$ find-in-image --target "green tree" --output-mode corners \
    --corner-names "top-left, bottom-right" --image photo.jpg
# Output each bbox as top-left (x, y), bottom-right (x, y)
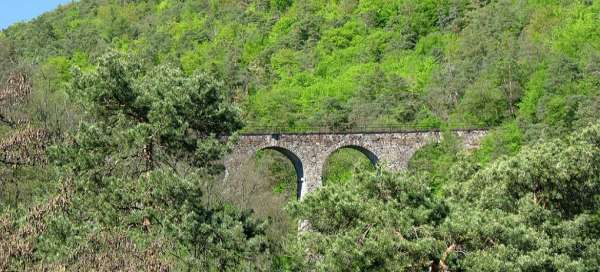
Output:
top-left (286, 123), bottom-right (600, 271)
top-left (0, 52), bottom-right (272, 271)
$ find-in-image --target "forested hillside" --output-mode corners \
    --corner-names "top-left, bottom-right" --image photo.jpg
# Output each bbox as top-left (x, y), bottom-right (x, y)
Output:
top-left (1, 0), bottom-right (599, 271)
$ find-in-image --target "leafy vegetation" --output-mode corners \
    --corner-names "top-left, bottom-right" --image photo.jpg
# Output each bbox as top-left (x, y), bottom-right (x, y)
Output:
top-left (287, 124), bottom-right (600, 271)
top-left (0, 0), bottom-right (599, 270)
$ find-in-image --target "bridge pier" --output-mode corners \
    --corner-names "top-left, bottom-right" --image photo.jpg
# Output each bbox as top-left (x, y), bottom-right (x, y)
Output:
top-left (299, 162), bottom-right (323, 200)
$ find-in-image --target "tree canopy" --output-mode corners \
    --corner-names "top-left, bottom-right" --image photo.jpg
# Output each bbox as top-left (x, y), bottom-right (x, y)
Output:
top-left (287, 124), bottom-right (600, 271)
top-left (0, 0), bottom-right (599, 271)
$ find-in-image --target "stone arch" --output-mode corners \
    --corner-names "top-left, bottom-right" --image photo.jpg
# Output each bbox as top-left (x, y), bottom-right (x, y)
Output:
top-left (321, 144), bottom-right (380, 181)
top-left (258, 146), bottom-right (304, 199)
top-left (330, 145), bottom-right (379, 166)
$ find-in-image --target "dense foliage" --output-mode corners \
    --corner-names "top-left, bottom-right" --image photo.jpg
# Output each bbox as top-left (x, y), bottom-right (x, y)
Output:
top-left (1, 0), bottom-right (599, 270)
top-left (1, 53), bottom-right (271, 271)
top-left (287, 124), bottom-right (600, 271)
top-left (2, 0), bottom-right (598, 131)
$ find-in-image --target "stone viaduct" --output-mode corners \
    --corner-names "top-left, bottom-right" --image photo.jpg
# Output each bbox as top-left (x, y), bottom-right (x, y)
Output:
top-left (224, 129), bottom-right (488, 200)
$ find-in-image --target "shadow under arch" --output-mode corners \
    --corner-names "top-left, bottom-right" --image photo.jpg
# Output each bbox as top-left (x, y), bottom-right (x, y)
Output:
top-left (259, 146), bottom-right (304, 200)
top-left (321, 145), bottom-right (380, 183)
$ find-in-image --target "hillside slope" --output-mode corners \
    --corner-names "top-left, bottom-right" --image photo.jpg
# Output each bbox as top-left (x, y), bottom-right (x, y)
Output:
top-left (0, 0), bottom-right (599, 270)
top-left (2, 0), bottom-right (598, 133)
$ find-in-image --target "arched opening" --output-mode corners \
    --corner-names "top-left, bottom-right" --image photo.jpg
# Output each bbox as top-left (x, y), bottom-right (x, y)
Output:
top-left (222, 146), bottom-right (302, 238)
top-left (322, 145), bottom-right (378, 185)
top-left (408, 139), bottom-right (457, 180)
top-left (259, 146), bottom-right (304, 199)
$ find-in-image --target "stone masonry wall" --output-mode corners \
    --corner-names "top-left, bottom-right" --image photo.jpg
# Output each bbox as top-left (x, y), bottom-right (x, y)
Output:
top-left (224, 130), bottom-right (488, 200)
